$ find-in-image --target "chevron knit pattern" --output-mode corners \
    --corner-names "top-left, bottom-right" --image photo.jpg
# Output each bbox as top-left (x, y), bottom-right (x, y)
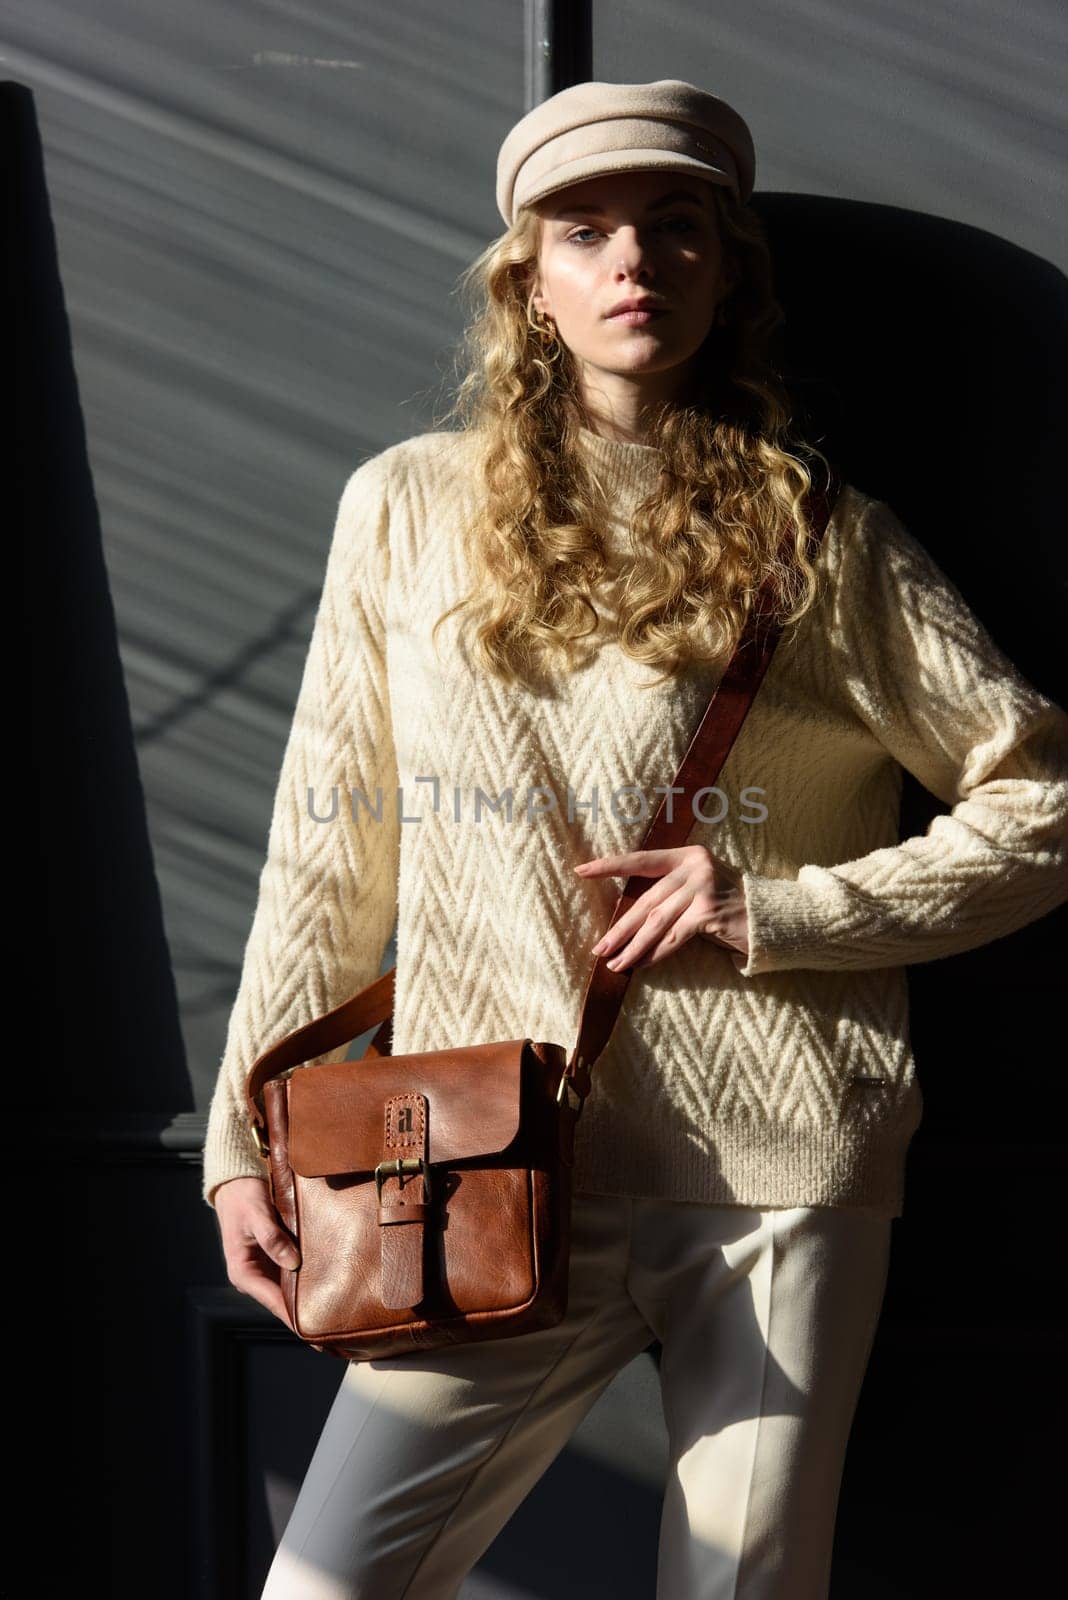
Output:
top-left (201, 427), bottom-right (1068, 1217)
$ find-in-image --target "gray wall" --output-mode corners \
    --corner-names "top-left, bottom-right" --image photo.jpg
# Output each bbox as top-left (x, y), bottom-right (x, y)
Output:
top-left (6, 1), bottom-right (524, 1099)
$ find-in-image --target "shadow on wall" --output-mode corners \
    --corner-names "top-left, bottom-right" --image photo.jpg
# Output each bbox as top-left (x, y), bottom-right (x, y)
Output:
top-left (11, 75), bottom-right (192, 1600)
top-left (759, 186), bottom-right (1067, 1139)
top-left (13, 79), bottom-right (189, 1116)
top-left (758, 189), bottom-right (1065, 704)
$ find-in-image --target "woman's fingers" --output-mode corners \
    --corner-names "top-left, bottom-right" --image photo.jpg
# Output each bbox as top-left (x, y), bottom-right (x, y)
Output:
top-left (598, 882), bottom-right (695, 969)
top-left (579, 845), bottom-right (702, 954)
top-left (576, 844), bottom-right (747, 970)
top-left (216, 1178), bottom-right (300, 1332)
top-left (576, 843), bottom-right (715, 890)
top-left (232, 1256), bottom-right (294, 1331)
top-left (575, 846), bottom-right (687, 883)
top-left (251, 1212), bottom-right (301, 1272)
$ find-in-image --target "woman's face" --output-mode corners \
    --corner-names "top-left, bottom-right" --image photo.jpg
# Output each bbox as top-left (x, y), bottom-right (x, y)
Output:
top-left (530, 170), bottom-right (738, 405)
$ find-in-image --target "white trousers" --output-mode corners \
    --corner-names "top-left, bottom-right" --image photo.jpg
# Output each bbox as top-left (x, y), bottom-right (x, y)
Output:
top-left (261, 1189), bottom-right (893, 1600)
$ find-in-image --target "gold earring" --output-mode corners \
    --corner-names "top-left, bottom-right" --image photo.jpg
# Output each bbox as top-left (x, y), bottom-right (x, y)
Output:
top-left (533, 311), bottom-right (561, 359)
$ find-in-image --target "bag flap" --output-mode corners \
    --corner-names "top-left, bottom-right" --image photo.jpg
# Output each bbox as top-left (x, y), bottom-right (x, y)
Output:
top-left (285, 1038), bottom-right (530, 1178)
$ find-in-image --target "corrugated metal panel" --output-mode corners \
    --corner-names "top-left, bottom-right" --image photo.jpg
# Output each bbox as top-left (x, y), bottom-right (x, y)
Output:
top-left (7, 1), bottom-right (523, 1094)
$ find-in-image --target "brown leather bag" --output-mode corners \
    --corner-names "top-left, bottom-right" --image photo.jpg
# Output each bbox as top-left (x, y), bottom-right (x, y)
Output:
top-left (243, 468), bottom-right (840, 1361)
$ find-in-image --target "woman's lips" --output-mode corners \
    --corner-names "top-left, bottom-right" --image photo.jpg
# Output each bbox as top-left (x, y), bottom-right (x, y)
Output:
top-left (607, 308), bottom-right (668, 324)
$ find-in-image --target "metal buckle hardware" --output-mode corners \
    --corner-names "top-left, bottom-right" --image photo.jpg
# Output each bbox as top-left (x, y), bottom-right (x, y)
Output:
top-left (374, 1157), bottom-right (430, 1202)
top-left (556, 1056), bottom-right (586, 1111)
top-left (251, 1120), bottom-right (270, 1160)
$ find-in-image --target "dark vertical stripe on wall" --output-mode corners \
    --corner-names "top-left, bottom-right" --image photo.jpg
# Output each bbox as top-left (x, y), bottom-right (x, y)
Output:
top-left (525, 0), bottom-right (593, 107)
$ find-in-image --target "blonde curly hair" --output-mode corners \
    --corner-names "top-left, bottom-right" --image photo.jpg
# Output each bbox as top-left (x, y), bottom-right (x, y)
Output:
top-left (432, 185), bottom-right (832, 690)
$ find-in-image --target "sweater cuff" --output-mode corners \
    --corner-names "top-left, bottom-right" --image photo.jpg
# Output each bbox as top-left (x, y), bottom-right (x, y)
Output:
top-left (201, 1111), bottom-right (271, 1209)
top-left (730, 871), bottom-right (835, 977)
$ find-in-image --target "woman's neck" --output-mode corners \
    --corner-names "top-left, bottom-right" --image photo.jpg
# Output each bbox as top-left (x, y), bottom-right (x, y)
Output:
top-left (575, 424), bottom-right (664, 505)
top-left (576, 360), bottom-right (703, 445)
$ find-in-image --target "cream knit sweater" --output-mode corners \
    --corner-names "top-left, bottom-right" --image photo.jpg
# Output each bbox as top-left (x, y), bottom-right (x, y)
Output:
top-left (201, 426), bottom-right (1068, 1218)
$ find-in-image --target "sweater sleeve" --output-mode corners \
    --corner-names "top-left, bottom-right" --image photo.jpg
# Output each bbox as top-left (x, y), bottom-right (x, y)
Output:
top-left (734, 494), bottom-right (1068, 977)
top-left (200, 451), bottom-right (401, 1207)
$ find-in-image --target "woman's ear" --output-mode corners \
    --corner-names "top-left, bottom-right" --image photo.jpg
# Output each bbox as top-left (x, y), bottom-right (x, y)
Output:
top-left (529, 216), bottom-right (550, 317)
top-left (531, 284), bottom-right (552, 319)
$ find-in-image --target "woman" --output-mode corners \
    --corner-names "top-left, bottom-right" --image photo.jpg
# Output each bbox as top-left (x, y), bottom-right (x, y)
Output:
top-left (202, 80), bottom-right (1068, 1599)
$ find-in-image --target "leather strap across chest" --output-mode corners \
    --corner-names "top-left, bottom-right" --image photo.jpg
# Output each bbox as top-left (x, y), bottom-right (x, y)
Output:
top-left (565, 464), bottom-right (841, 1099)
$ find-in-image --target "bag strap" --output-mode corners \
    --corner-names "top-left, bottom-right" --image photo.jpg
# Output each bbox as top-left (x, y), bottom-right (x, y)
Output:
top-left (564, 462), bottom-right (841, 1103)
top-left (244, 464), bottom-right (841, 1129)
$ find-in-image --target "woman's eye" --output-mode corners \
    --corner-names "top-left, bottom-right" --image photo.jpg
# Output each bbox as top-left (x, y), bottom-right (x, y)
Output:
top-left (566, 216), bottom-right (695, 245)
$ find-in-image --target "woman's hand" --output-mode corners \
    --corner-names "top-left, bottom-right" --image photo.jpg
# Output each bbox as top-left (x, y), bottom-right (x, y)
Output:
top-left (213, 1176), bottom-right (302, 1334)
top-left (575, 844), bottom-right (750, 971)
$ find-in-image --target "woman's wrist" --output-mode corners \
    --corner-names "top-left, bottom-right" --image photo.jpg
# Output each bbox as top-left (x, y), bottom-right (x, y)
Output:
top-left (699, 879), bottom-right (750, 957)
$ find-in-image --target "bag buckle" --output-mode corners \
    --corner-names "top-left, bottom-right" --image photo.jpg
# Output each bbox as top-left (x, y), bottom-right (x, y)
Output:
top-left (374, 1157), bottom-right (430, 1202)
top-left (556, 1056), bottom-right (587, 1111)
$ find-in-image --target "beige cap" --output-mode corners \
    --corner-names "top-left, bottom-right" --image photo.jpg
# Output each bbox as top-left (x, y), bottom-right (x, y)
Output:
top-left (496, 78), bottom-right (756, 228)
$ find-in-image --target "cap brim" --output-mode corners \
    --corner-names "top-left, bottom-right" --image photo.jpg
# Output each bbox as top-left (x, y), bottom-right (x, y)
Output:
top-left (514, 149), bottom-right (737, 221)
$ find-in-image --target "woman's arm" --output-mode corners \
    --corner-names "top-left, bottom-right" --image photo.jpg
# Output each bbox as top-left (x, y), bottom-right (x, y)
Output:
top-left (201, 450), bottom-right (401, 1205)
top-left (734, 494), bottom-right (1068, 977)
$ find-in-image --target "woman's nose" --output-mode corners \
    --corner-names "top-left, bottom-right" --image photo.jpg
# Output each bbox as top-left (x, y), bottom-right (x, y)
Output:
top-left (612, 230), bottom-right (656, 276)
